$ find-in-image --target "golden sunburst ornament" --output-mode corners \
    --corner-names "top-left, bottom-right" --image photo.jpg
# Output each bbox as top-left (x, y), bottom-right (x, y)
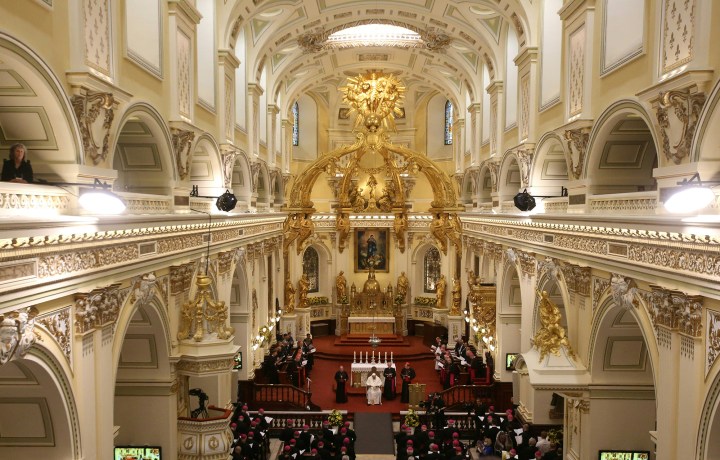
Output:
top-left (341, 72), bottom-right (406, 133)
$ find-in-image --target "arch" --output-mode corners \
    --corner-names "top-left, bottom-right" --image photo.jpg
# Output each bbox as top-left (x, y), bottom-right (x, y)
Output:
top-left (584, 100), bottom-right (660, 194)
top-left (232, 151), bottom-right (252, 206)
top-left (190, 134), bottom-right (225, 196)
top-left (410, 241), bottom-right (440, 296)
top-left (460, 170), bottom-right (477, 205)
top-left (698, 362), bottom-right (720, 459)
top-left (0, 346), bottom-right (81, 459)
top-left (498, 151), bottom-right (522, 202)
top-left (529, 131), bottom-right (569, 195)
top-left (692, 76), bottom-right (720, 163)
top-left (110, 102), bottom-right (176, 195)
top-left (0, 31), bottom-right (83, 170)
top-left (476, 162), bottom-right (495, 205)
top-left (255, 160), bottom-right (272, 207)
top-left (231, 260), bottom-right (250, 314)
top-left (302, 246), bottom-right (320, 293)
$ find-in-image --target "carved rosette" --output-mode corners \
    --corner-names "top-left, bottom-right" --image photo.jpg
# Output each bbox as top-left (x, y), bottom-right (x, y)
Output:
top-left (564, 127), bottom-right (591, 179)
top-left (0, 307), bottom-right (39, 365)
top-left (171, 128), bottom-right (196, 180)
top-left (71, 91), bottom-right (116, 165)
top-left (655, 89), bottom-right (706, 164)
top-left (170, 262), bottom-right (198, 295)
top-left (648, 285), bottom-right (703, 336)
top-left (74, 283), bottom-right (124, 335)
top-left (37, 307), bottom-right (72, 362)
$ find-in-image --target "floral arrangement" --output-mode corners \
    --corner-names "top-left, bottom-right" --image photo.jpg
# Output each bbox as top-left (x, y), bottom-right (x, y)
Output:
top-left (404, 409), bottom-right (420, 428)
top-left (413, 296), bottom-right (436, 306)
top-left (548, 428), bottom-right (563, 445)
top-left (308, 296), bottom-right (329, 306)
top-left (328, 409), bottom-right (343, 427)
top-left (394, 294), bottom-right (406, 305)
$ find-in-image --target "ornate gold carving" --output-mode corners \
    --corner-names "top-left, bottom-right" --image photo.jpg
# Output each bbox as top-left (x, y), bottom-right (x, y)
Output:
top-left (0, 307), bottom-right (39, 365)
top-left (393, 212), bottom-right (408, 253)
top-left (450, 278), bottom-right (461, 315)
top-left (171, 128), bottom-right (196, 180)
top-left (533, 290), bottom-right (576, 361)
top-left (74, 283), bottom-right (124, 335)
top-left (298, 273), bottom-right (310, 309)
top-left (295, 213), bottom-right (315, 255)
top-left (38, 244), bottom-right (138, 278)
top-left (430, 212), bottom-right (462, 254)
top-left (647, 285), bottom-right (703, 336)
top-left (284, 275), bottom-right (296, 313)
top-left (655, 89), bottom-right (706, 164)
top-left (422, 28), bottom-right (452, 51)
top-left (564, 127), bottom-right (591, 179)
top-left (177, 275), bottom-right (234, 342)
top-left (336, 212), bottom-right (350, 253)
top-left (71, 91), bottom-right (115, 165)
top-left (37, 307), bottom-right (71, 362)
top-left (170, 262), bottom-right (197, 295)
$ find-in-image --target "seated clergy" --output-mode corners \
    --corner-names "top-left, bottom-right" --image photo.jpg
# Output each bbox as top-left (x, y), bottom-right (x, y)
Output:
top-left (366, 367), bottom-right (383, 405)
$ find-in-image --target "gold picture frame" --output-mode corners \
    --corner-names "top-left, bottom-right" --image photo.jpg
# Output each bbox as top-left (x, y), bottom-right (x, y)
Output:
top-left (354, 228), bottom-right (390, 272)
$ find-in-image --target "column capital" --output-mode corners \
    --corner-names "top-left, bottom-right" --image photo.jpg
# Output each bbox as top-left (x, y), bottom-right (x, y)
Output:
top-left (218, 49), bottom-right (240, 69)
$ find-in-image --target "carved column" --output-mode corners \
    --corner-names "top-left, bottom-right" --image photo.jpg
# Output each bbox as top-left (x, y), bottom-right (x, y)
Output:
top-left (453, 118), bottom-right (466, 173)
top-left (247, 83), bottom-right (264, 160)
top-left (486, 81), bottom-right (504, 157)
top-left (467, 103), bottom-right (482, 166)
top-left (281, 118), bottom-right (293, 173)
top-left (559, 0), bottom-right (595, 121)
top-left (267, 104), bottom-right (280, 167)
top-left (218, 50), bottom-right (240, 144)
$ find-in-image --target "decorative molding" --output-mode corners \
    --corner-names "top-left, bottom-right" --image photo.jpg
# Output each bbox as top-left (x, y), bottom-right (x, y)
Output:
top-left (74, 283), bottom-right (126, 335)
top-left (128, 272), bottom-right (158, 306)
top-left (0, 189), bottom-right (70, 213)
top-left (221, 149), bottom-right (238, 188)
top-left (171, 128), bottom-right (196, 180)
top-left (515, 148), bottom-right (534, 188)
top-left (560, 263), bottom-right (591, 296)
top-left (661, 0), bottom-right (695, 74)
top-left (170, 262), bottom-right (197, 295)
top-left (610, 273), bottom-right (639, 309)
top-left (654, 88), bottom-right (706, 164)
top-left (707, 310), bottom-right (720, 376)
top-left (647, 284), bottom-right (703, 336)
top-left (517, 250), bottom-right (537, 277)
top-left (592, 277), bottom-right (610, 311)
top-left (0, 307), bottom-right (39, 365)
top-left (38, 244), bottom-right (139, 279)
top-left (175, 357), bottom-right (235, 375)
top-left (83, 0), bottom-right (112, 77)
top-left (71, 91), bottom-right (116, 165)
top-left (563, 127), bottom-right (591, 179)
top-left (36, 307), bottom-right (72, 363)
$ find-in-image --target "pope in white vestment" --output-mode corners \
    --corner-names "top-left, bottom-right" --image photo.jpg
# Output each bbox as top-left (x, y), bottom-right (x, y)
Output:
top-left (366, 372), bottom-right (383, 405)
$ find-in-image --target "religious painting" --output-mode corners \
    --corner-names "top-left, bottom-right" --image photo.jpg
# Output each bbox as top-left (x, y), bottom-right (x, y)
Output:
top-left (354, 229), bottom-right (389, 272)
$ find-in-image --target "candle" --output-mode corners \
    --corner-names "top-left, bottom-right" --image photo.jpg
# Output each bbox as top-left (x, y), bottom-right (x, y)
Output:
top-left (353, 351), bottom-right (357, 363)
top-left (391, 351), bottom-right (394, 363)
top-left (372, 350), bottom-right (375, 362)
top-left (385, 351), bottom-right (388, 363)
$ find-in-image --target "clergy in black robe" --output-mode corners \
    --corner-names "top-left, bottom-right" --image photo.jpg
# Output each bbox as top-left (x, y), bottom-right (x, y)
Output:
top-left (383, 363), bottom-right (396, 400)
top-left (334, 366), bottom-right (349, 403)
top-left (400, 362), bottom-right (416, 403)
top-left (286, 359), bottom-right (299, 387)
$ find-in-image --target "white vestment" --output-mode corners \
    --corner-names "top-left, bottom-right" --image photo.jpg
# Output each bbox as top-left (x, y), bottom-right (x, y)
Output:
top-left (366, 374), bottom-right (383, 405)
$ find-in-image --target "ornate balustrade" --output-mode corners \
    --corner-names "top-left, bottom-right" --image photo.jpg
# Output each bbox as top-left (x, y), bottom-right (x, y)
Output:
top-left (476, 202), bottom-right (493, 213)
top-left (544, 197), bottom-right (569, 214)
top-left (120, 191), bottom-right (173, 214)
top-left (244, 383), bottom-right (321, 411)
top-left (0, 182), bottom-right (72, 215)
top-left (249, 410), bottom-right (349, 436)
top-left (177, 406), bottom-right (234, 460)
top-left (588, 191), bottom-right (658, 214)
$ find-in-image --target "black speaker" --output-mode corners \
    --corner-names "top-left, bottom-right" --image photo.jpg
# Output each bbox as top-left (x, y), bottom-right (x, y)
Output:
top-left (513, 189), bottom-right (536, 211)
top-left (216, 190), bottom-right (238, 211)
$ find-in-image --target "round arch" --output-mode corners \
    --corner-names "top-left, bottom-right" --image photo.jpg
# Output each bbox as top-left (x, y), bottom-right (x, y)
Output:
top-left (476, 163), bottom-right (494, 206)
top-left (529, 132), bottom-right (569, 195)
top-left (583, 100), bottom-right (660, 195)
top-left (498, 151), bottom-right (522, 203)
top-left (692, 76), bottom-right (720, 163)
top-left (232, 151), bottom-right (253, 206)
top-left (110, 102), bottom-right (176, 195)
top-left (191, 133), bottom-right (225, 196)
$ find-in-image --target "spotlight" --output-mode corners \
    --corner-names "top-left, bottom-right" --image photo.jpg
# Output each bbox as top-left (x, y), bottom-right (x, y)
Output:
top-left (38, 177), bottom-right (126, 214)
top-left (664, 173), bottom-right (719, 213)
top-left (513, 189), bottom-right (536, 212)
top-left (216, 190), bottom-right (237, 212)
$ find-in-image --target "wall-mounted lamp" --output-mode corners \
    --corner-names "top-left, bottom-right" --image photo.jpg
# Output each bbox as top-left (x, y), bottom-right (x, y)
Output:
top-left (664, 173), bottom-right (720, 213)
top-left (38, 178), bottom-right (125, 214)
top-left (190, 185), bottom-right (237, 212)
top-left (513, 187), bottom-right (568, 212)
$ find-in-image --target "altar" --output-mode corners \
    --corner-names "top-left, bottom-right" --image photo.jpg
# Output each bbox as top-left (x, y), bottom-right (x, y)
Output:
top-left (348, 316), bottom-right (395, 335)
top-left (350, 360), bottom-right (395, 387)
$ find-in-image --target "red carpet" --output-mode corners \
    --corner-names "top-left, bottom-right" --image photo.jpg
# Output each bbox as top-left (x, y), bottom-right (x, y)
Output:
top-left (307, 335), bottom-right (444, 413)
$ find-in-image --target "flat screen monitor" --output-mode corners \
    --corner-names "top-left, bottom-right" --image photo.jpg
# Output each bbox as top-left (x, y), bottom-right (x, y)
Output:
top-left (598, 450), bottom-right (650, 460)
top-left (114, 446), bottom-right (162, 460)
top-left (505, 352), bottom-right (519, 370)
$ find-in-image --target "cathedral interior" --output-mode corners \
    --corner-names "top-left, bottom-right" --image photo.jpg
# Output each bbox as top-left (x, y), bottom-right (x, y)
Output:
top-left (1, 0), bottom-right (720, 459)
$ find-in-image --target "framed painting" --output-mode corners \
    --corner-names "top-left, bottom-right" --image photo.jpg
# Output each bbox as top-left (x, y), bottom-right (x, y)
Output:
top-left (354, 229), bottom-right (390, 272)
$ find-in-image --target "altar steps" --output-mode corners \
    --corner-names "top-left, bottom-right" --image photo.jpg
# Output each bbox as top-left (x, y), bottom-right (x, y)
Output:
top-left (313, 335), bottom-right (433, 361)
top-left (333, 334), bottom-right (409, 347)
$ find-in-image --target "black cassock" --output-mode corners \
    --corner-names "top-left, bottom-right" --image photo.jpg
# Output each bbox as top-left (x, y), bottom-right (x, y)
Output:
top-left (335, 370), bottom-right (349, 403)
top-left (383, 367), bottom-right (396, 400)
top-left (400, 367), bottom-right (416, 403)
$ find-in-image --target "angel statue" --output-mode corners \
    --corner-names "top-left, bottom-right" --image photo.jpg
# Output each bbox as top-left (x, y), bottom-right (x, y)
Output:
top-left (533, 290), bottom-right (576, 361)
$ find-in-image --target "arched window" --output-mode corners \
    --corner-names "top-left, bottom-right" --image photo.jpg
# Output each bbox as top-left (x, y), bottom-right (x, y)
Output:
top-left (424, 247), bottom-right (441, 293)
top-left (444, 100), bottom-right (453, 145)
top-left (292, 101), bottom-right (299, 146)
top-left (302, 247), bottom-right (319, 292)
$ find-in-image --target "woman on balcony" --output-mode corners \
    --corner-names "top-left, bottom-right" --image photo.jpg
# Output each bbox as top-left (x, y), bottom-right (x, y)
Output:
top-left (2, 143), bottom-right (33, 183)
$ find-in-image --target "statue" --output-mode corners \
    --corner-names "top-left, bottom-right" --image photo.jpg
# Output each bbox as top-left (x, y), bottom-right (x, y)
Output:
top-left (393, 212), bottom-right (408, 253)
top-left (284, 277), bottom-right (296, 314)
top-left (396, 271), bottom-right (409, 302)
top-left (533, 290), bottom-right (576, 361)
top-left (445, 213), bottom-right (462, 252)
top-left (436, 274), bottom-right (447, 308)
top-left (366, 174), bottom-right (378, 200)
top-left (296, 214), bottom-right (315, 255)
top-left (336, 271), bottom-right (348, 303)
top-left (336, 212), bottom-right (350, 253)
top-left (283, 214), bottom-right (300, 254)
top-left (350, 186), bottom-right (366, 211)
top-left (451, 278), bottom-right (461, 315)
top-left (430, 214), bottom-right (448, 254)
top-left (298, 274), bottom-right (310, 309)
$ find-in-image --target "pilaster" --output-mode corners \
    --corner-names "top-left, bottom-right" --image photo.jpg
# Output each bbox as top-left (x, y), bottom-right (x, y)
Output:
top-left (486, 81), bottom-right (504, 157)
top-left (514, 47), bottom-right (539, 143)
top-left (218, 50), bottom-right (240, 145)
top-left (467, 103), bottom-right (482, 166)
top-left (247, 83), bottom-right (264, 160)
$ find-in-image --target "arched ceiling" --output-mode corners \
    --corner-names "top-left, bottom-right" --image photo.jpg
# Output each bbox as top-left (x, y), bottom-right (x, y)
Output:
top-left (223, 0), bottom-right (534, 113)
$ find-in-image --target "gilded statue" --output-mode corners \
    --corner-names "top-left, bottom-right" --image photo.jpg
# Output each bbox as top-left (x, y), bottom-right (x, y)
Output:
top-left (378, 181), bottom-right (397, 212)
top-left (533, 290), bottom-right (576, 361)
top-left (393, 212), bottom-right (408, 253)
top-left (349, 186), bottom-right (366, 211)
top-left (296, 213), bottom-right (315, 255)
top-left (336, 271), bottom-right (348, 303)
top-left (298, 274), bottom-right (310, 309)
top-left (430, 214), bottom-right (448, 254)
top-left (436, 274), bottom-right (447, 308)
top-left (396, 271), bottom-right (409, 302)
top-left (451, 278), bottom-right (462, 315)
top-left (445, 213), bottom-right (462, 252)
top-left (336, 212), bottom-right (350, 253)
top-left (284, 277), bottom-right (296, 314)
top-left (282, 214), bottom-right (300, 254)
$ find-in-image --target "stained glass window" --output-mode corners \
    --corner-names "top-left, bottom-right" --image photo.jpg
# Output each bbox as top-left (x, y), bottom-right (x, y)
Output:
top-left (444, 100), bottom-right (454, 145)
top-left (424, 247), bottom-right (441, 293)
top-left (302, 247), bottom-right (319, 292)
top-left (292, 101), bottom-right (299, 146)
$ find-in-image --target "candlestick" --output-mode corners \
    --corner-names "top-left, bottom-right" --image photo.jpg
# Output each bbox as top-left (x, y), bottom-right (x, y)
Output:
top-left (372, 350), bottom-right (375, 362)
top-left (385, 351), bottom-right (388, 363)
top-left (366, 351), bottom-right (369, 362)
top-left (353, 351), bottom-right (356, 363)
top-left (391, 351), bottom-right (394, 363)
